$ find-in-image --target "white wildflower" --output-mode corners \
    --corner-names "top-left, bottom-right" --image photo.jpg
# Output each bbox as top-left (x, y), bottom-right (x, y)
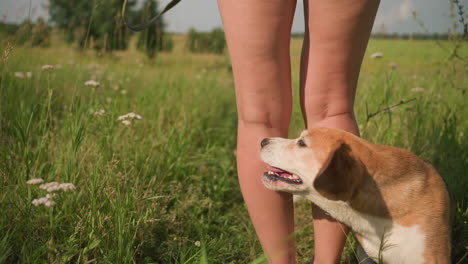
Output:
top-left (44, 199), bottom-right (56, 207)
top-left (46, 193), bottom-right (57, 199)
top-left (410, 87), bottom-right (424, 92)
top-left (14, 72), bottom-right (25, 78)
top-left (59, 183), bottom-right (76, 192)
top-left (85, 80), bottom-right (100, 87)
top-left (93, 109), bottom-right (106, 116)
top-left (27, 178), bottom-right (44, 185)
top-left (118, 112), bottom-right (142, 121)
top-left (112, 85), bottom-right (119, 91)
top-left (388, 62), bottom-right (398, 69)
top-left (370, 52), bottom-right (383, 59)
top-left (41, 65), bottom-right (54, 70)
top-left (26, 72), bottom-right (32, 78)
top-left (32, 197), bottom-right (56, 207)
top-left (118, 112), bottom-right (142, 126)
top-left (106, 97), bottom-right (112, 103)
top-left (194, 241), bottom-right (201, 247)
top-left (39, 181), bottom-right (76, 192)
top-left (120, 90), bottom-right (127, 94)
top-left (39, 181), bottom-right (61, 192)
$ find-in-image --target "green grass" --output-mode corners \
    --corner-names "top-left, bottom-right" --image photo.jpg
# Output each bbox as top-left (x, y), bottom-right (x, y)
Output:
top-left (0, 36), bottom-right (467, 263)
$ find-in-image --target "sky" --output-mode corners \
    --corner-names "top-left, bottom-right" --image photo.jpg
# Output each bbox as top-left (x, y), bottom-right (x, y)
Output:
top-left (0, 0), bottom-right (459, 34)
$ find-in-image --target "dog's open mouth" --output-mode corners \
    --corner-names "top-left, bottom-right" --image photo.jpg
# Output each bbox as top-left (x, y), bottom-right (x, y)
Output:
top-left (263, 164), bottom-right (303, 184)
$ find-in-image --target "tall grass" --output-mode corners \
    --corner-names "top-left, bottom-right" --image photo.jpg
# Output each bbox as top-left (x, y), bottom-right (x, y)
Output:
top-left (0, 36), bottom-right (466, 263)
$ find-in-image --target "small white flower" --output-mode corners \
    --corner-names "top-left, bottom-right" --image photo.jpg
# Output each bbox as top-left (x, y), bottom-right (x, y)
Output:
top-left (120, 90), bottom-right (128, 94)
top-left (32, 197), bottom-right (56, 207)
top-left (27, 178), bottom-right (44, 185)
top-left (39, 182), bottom-right (61, 192)
top-left (106, 97), bottom-right (112, 103)
top-left (14, 72), bottom-right (25, 78)
top-left (128, 112), bottom-right (142, 120)
top-left (370, 52), bottom-right (383, 59)
top-left (44, 199), bottom-right (56, 207)
top-left (46, 193), bottom-right (57, 199)
top-left (112, 85), bottom-right (119, 91)
top-left (85, 80), bottom-right (100, 87)
top-left (41, 65), bottom-right (54, 70)
top-left (118, 112), bottom-right (142, 121)
top-left (122, 120), bottom-right (131, 126)
top-left (93, 109), bottom-right (106, 116)
top-left (194, 241), bottom-right (201, 247)
top-left (388, 62), bottom-right (398, 69)
top-left (59, 183), bottom-right (76, 192)
top-left (26, 72), bottom-right (32, 78)
top-left (39, 181), bottom-right (76, 192)
top-left (410, 87), bottom-right (424, 92)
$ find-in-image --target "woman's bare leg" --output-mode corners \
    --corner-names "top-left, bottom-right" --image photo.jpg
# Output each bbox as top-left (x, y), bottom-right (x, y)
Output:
top-left (217, 0), bottom-right (297, 263)
top-left (300, 0), bottom-right (380, 263)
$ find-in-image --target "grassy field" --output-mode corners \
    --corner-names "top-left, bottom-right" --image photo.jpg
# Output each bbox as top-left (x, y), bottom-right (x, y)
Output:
top-left (0, 35), bottom-right (467, 263)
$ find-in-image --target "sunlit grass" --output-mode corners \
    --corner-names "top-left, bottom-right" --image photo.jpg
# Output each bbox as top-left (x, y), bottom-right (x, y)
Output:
top-left (0, 36), bottom-right (466, 263)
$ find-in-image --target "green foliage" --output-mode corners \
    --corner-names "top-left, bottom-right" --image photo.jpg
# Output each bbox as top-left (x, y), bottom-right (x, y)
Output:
top-left (1, 19), bottom-right (51, 47)
top-left (136, 0), bottom-right (173, 59)
top-left (186, 28), bottom-right (226, 54)
top-left (0, 22), bottom-right (20, 39)
top-left (49, 0), bottom-right (139, 51)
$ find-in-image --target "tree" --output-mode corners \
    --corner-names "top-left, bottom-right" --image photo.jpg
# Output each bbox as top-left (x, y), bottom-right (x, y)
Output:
top-left (49, 0), bottom-right (139, 51)
top-left (136, 0), bottom-right (172, 59)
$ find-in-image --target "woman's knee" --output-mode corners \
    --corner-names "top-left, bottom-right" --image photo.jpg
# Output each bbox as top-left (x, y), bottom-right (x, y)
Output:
top-left (301, 72), bottom-right (356, 125)
top-left (238, 102), bottom-right (291, 132)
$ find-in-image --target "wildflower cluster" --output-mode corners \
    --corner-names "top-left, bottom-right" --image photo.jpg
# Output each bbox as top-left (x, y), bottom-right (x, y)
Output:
top-left (117, 112), bottom-right (142, 126)
top-left (14, 71), bottom-right (33, 78)
top-left (41, 64), bottom-right (54, 70)
top-left (27, 178), bottom-right (76, 207)
top-left (85, 80), bottom-right (100, 87)
top-left (94, 109), bottom-right (106, 116)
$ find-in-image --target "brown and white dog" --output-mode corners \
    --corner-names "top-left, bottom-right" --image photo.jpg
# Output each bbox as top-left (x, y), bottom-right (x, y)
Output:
top-left (260, 128), bottom-right (451, 264)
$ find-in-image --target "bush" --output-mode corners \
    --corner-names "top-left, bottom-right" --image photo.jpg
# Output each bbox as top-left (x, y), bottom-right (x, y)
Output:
top-left (7, 19), bottom-right (51, 47)
top-left (186, 28), bottom-right (225, 54)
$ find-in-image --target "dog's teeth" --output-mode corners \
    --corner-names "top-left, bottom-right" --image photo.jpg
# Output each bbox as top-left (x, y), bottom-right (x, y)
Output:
top-left (268, 171), bottom-right (274, 175)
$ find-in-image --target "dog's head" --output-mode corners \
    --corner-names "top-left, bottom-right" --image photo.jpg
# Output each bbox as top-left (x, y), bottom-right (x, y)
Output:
top-left (260, 128), bottom-right (363, 201)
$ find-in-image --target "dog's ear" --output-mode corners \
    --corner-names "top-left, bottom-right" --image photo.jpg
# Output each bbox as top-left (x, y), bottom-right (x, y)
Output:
top-left (313, 141), bottom-right (356, 201)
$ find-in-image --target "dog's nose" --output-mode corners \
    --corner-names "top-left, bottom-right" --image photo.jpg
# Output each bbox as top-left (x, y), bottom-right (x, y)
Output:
top-left (260, 138), bottom-right (269, 148)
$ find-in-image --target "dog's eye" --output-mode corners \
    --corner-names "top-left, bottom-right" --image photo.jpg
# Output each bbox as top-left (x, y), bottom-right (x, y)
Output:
top-left (297, 139), bottom-right (307, 147)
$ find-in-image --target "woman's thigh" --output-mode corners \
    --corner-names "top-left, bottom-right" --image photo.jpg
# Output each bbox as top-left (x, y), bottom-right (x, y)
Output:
top-left (218, 0), bottom-right (297, 130)
top-left (300, 0), bottom-right (380, 127)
